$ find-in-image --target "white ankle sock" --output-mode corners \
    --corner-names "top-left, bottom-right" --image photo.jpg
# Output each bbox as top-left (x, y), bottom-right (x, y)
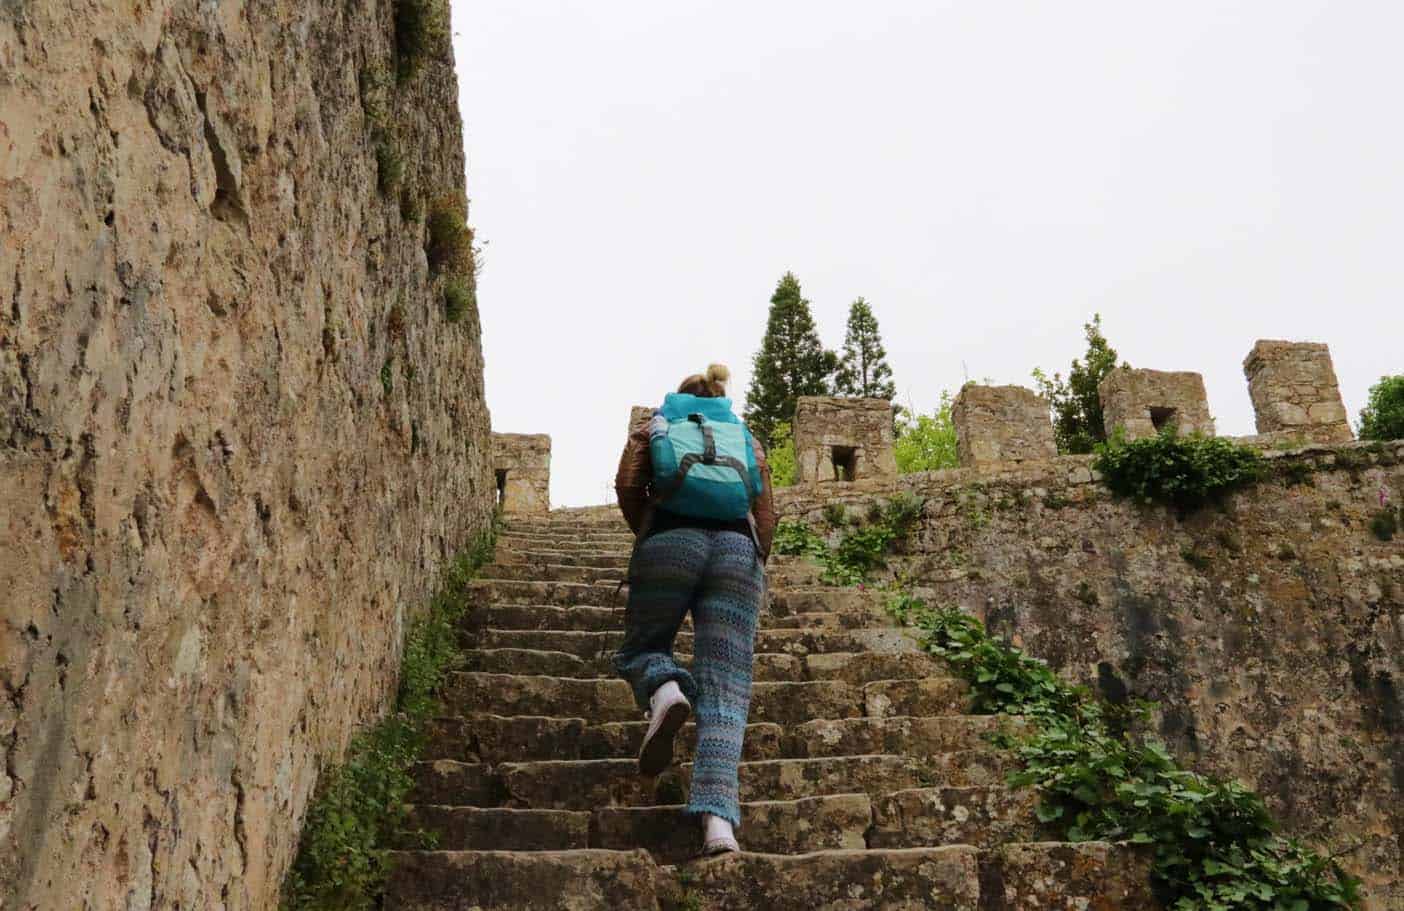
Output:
top-left (651, 680), bottom-right (685, 711)
top-left (703, 813), bottom-right (735, 842)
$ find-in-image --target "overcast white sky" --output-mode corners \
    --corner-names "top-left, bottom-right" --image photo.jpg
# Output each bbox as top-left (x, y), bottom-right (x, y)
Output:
top-left (450, 1), bottom-right (1402, 508)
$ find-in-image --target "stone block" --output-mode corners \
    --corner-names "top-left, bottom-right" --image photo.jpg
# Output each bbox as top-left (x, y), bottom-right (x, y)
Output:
top-left (1243, 340), bottom-right (1353, 444)
top-left (792, 396), bottom-right (897, 484)
top-left (492, 433), bottom-right (551, 512)
top-left (951, 385), bottom-right (1056, 467)
top-left (1098, 367), bottom-right (1215, 440)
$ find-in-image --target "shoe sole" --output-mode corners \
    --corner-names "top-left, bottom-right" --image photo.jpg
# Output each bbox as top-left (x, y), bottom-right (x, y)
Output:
top-left (638, 699), bottom-right (691, 776)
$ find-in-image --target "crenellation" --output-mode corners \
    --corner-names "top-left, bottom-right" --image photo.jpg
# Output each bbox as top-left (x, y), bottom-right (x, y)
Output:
top-left (792, 396), bottom-right (898, 484)
top-left (1098, 367), bottom-right (1215, 440)
top-left (492, 433), bottom-right (552, 512)
top-left (1242, 340), bottom-right (1353, 444)
top-left (951, 385), bottom-right (1057, 467)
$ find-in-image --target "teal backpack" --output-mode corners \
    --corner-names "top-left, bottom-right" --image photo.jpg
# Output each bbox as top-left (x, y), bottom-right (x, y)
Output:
top-left (646, 393), bottom-right (764, 521)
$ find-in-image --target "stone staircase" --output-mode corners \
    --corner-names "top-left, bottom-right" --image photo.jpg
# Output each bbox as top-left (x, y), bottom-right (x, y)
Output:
top-left (384, 510), bottom-right (1155, 909)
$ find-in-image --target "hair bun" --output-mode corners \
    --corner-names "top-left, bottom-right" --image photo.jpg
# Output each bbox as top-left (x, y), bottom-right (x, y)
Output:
top-left (705, 363), bottom-right (731, 385)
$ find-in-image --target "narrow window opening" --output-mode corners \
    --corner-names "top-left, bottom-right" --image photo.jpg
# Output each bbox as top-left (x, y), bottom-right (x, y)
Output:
top-left (830, 446), bottom-right (858, 482)
top-left (1149, 407), bottom-right (1178, 433)
top-left (496, 468), bottom-right (509, 509)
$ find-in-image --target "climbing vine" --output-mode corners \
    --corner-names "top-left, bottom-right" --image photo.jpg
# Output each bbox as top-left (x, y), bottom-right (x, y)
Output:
top-left (773, 492), bottom-right (923, 585)
top-left (280, 521), bottom-right (498, 911)
top-left (886, 593), bottom-right (1364, 911)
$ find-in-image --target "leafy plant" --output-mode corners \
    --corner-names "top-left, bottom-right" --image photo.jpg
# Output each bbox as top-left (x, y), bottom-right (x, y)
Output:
top-left (894, 392), bottom-right (958, 473)
top-left (766, 421), bottom-right (797, 487)
top-left (425, 195), bottom-right (476, 276)
top-left (822, 502), bottom-right (849, 527)
top-left (886, 595), bottom-right (1363, 911)
top-left (1358, 375), bottom-right (1404, 442)
top-left (776, 494), bottom-right (923, 585)
top-left (380, 359), bottom-right (394, 397)
top-left (1032, 314), bottom-right (1126, 454)
top-left (394, 0), bottom-right (448, 81)
top-left (1093, 429), bottom-right (1264, 512)
top-left (281, 525), bottom-right (497, 910)
top-left (376, 134), bottom-right (403, 195)
top-left (443, 277), bottom-right (474, 324)
top-left (1370, 509), bottom-right (1398, 542)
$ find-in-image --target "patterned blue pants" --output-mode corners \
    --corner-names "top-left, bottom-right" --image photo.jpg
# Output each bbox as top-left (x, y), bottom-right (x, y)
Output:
top-left (612, 528), bottom-right (764, 827)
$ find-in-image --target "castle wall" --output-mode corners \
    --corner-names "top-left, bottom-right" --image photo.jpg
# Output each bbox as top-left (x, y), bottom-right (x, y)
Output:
top-left (0, 3), bottom-right (494, 907)
top-left (776, 442), bottom-right (1404, 909)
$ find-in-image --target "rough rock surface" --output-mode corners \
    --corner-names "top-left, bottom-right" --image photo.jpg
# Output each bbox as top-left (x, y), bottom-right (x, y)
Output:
top-left (951, 385), bottom-right (1057, 467)
top-left (1098, 366), bottom-right (1215, 440)
top-left (792, 395), bottom-right (896, 484)
top-left (0, 3), bottom-right (493, 908)
top-left (492, 432), bottom-right (551, 513)
top-left (1243, 339), bottom-right (1353, 443)
top-left (778, 441), bottom-right (1404, 909)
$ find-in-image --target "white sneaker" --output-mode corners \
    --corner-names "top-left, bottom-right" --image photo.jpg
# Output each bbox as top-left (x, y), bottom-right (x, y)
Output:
top-left (638, 681), bottom-right (690, 776)
top-left (701, 813), bottom-right (739, 855)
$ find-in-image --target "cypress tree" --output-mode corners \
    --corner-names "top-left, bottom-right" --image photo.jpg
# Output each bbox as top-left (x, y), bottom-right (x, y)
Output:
top-left (833, 297), bottom-right (897, 399)
top-left (744, 272), bottom-right (836, 445)
top-left (1032, 314), bottom-right (1126, 454)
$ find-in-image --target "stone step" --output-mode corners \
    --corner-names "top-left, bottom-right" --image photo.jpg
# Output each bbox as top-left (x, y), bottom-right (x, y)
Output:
top-left (868, 786), bottom-right (1041, 848)
top-left (480, 563), bottom-right (627, 584)
top-left (413, 754), bottom-right (929, 810)
top-left (383, 846), bottom-right (981, 911)
top-left (463, 604), bottom-right (888, 634)
top-left (469, 579), bottom-right (895, 616)
top-left (456, 648), bottom-right (946, 686)
top-left (442, 717), bottom-right (1010, 769)
top-left (442, 673), bottom-right (966, 725)
top-left (496, 531), bottom-right (635, 547)
top-left (463, 626), bottom-right (923, 659)
top-left (383, 848), bottom-right (670, 910)
top-left (425, 714), bottom-right (1011, 766)
top-left (407, 793), bottom-right (873, 860)
top-left (383, 842), bottom-right (1156, 910)
top-left (492, 549), bottom-right (631, 568)
top-left (674, 846), bottom-right (985, 910)
top-left (591, 793), bottom-right (870, 863)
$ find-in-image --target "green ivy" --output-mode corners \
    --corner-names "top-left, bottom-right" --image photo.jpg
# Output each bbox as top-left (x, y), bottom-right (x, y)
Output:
top-left (885, 593), bottom-right (1363, 911)
top-left (1093, 430), bottom-right (1264, 512)
top-left (281, 522), bottom-right (498, 910)
top-left (773, 493), bottom-right (923, 585)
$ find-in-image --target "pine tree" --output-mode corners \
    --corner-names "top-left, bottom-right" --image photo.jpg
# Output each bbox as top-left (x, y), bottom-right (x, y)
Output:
top-left (744, 272), bottom-right (837, 446)
top-left (833, 297), bottom-right (897, 399)
top-left (1032, 314), bottom-right (1127, 454)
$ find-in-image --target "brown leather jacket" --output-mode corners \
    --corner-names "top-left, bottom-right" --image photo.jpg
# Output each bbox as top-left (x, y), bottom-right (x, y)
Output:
top-left (614, 414), bottom-right (777, 561)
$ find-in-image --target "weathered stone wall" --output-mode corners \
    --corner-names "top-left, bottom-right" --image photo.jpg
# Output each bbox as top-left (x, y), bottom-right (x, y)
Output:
top-left (0, 3), bottom-right (493, 909)
top-left (951, 384), bottom-right (1056, 467)
top-left (792, 395), bottom-right (896, 484)
top-left (776, 442), bottom-right (1404, 908)
top-left (492, 433), bottom-right (551, 513)
top-left (1244, 340), bottom-right (1353, 444)
top-left (1098, 367), bottom-right (1215, 440)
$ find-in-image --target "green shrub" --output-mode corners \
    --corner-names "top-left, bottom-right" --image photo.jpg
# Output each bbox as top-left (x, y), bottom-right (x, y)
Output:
top-left (443, 277), bottom-right (474, 324)
top-left (425, 195), bottom-right (475, 276)
top-left (766, 421), bottom-right (797, 487)
top-left (894, 393), bottom-right (958, 472)
top-left (776, 494), bottom-right (923, 585)
top-left (1032, 314), bottom-right (1127, 454)
top-left (399, 190), bottom-right (423, 223)
top-left (1371, 509), bottom-right (1398, 542)
top-left (394, 0), bottom-right (448, 81)
top-left (886, 595), bottom-right (1363, 911)
top-left (281, 529), bottom-right (496, 910)
top-left (1359, 375), bottom-right (1404, 442)
top-left (375, 135), bottom-right (403, 195)
top-left (380, 358), bottom-right (393, 396)
top-left (822, 502), bottom-right (849, 527)
top-left (1093, 429), bottom-right (1264, 512)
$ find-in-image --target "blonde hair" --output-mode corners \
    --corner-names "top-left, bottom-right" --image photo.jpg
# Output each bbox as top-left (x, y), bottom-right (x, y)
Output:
top-left (677, 363), bottom-right (730, 398)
